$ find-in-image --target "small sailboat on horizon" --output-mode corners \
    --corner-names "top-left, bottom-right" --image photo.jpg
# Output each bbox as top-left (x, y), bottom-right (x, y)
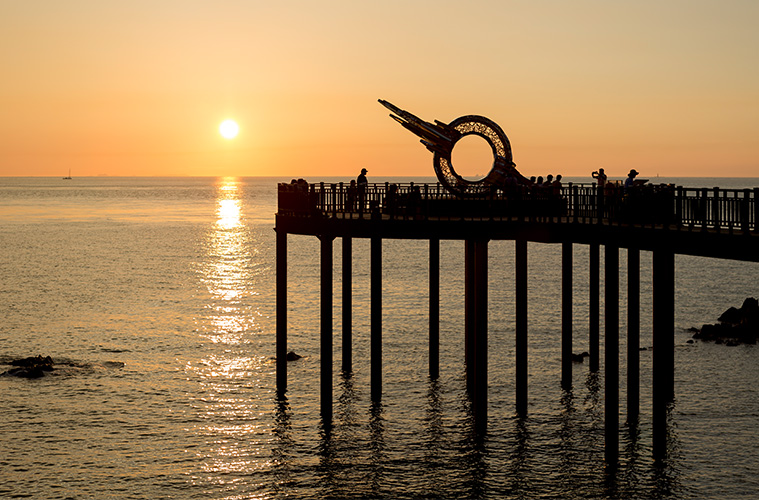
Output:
top-left (63, 169), bottom-right (72, 180)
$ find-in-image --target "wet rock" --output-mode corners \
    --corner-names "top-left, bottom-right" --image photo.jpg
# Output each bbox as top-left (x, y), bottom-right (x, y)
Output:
top-left (102, 361), bottom-right (126, 369)
top-left (286, 351), bottom-right (302, 361)
top-left (693, 297), bottom-right (759, 345)
top-left (2, 355), bottom-right (55, 378)
top-left (1, 356), bottom-right (124, 378)
top-left (717, 306), bottom-right (742, 326)
top-left (571, 351), bottom-right (589, 363)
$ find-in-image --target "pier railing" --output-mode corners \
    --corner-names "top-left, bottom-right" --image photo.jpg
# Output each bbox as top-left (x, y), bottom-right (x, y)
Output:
top-left (278, 182), bottom-right (759, 234)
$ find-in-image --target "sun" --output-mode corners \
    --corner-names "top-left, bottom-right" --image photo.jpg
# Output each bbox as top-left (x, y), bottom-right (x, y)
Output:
top-left (219, 119), bottom-right (239, 139)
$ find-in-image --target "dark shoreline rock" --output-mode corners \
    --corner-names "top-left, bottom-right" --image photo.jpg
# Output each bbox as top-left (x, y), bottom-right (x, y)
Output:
top-left (692, 297), bottom-right (759, 345)
top-left (571, 351), bottom-right (590, 363)
top-left (1, 355), bottom-right (125, 379)
top-left (286, 351), bottom-right (302, 361)
top-left (2, 355), bottom-right (55, 378)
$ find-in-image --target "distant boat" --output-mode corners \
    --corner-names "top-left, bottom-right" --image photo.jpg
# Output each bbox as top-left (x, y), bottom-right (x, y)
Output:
top-left (63, 169), bottom-right (72, 180)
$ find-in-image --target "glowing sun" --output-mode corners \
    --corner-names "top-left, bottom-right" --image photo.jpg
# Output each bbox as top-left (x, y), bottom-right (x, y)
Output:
top-left (219, 119), bottom-right (239, 139)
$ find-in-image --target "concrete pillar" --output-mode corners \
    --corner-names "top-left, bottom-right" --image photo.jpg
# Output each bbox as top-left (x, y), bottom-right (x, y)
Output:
top-left (562, 242), bottom-right (573, 390)
top-left (429, 238), bottom-right (440, 379)
top-left (653, 249), bottom-right (675, 459)
top-left (589, 243), bottom-right (600, 372)
top-left (627, 248), bottom-right (640, 422)
top-left (604, 244), bottom-right (619, 466)
top-left (465, 240), bottom-right (476, 393)
top-left (516, 238), bottom-right (528, 415)
top-left (371, 237), bottom-right (382, 402)
top-left (276, 229), bottom-right (287, 396)
top-left (320, 236), bottom-right (333, 422)
top-left (342, 237), bottom-right (352, 373)
top-left (473, 239), bottom-right (489, 429)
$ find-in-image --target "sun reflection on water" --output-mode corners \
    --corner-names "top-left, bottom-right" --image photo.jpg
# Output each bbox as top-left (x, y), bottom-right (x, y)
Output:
top-left (217, 198), bottom-right (241, 230)
top-left (188, 177), bottom-right (272, 487)
top-left (199, 177), bottom-right (259, 343)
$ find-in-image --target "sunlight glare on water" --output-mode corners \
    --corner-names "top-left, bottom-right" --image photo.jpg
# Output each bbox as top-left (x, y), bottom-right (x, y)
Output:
top-left (187, 177), bottom-right (273, 489)
top-left (200, 177), bottom-right (257, 342)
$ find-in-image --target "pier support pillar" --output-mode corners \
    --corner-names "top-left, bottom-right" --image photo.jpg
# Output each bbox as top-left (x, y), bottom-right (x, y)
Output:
top-left (276, 229), bottom-right (287, 397)
top-left (653, 249), bottom-right (675, 459)
top-left (516, 238), bottom-right (528, 416)
top-left (429, 238), bottom-right (440, 379)
top-left (561, 242), bottom-right (573, 390)
top-left (342, 237), bottom-right (352, 373)
top-left (320, 235), bottom-right (334, 422)
top-left (589, 243), bottom-right (600, 372)
top-left (465, 240), bottom-right (476, 393)
top-left (371, 236), bottom-right (383, 403)
top-left (627, 248), bottom-right (640, 422)
top-left (604, 244), bottom-right (619, 466)
top-left (472, 239), bottom-right (489, 429)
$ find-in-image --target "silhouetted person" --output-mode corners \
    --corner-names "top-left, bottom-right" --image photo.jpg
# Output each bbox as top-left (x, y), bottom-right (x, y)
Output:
top-left (552, 174), bottom-right (562, 196)
top-left (357, 168), bottom-right (368, 212)
top-left (407, 183), bottom-right (421, 218)
top-left (346, 180), bottom-right (357, 211)
top-left (592, 168), bottom-right (607, 188)
top-left (624, 169), bottom-right (639, 192)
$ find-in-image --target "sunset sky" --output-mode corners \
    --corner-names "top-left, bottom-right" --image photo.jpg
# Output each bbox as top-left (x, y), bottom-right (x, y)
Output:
top-left (1, 1), bottom-right (757, 178)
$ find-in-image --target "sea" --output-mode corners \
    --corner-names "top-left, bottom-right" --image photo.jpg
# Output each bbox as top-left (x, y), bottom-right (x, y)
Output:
top-left (1, 176), bottom-right (758, 500)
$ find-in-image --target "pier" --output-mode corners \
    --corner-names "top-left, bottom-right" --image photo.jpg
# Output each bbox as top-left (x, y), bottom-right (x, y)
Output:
top-left (275, 180), bottom-right (759, 462)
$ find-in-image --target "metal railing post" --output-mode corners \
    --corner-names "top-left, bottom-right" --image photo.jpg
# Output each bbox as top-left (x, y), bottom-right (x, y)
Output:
top-left (712, 187), bottom-right (720, 230)
top-left (742, 189), bottom-right (751, 233)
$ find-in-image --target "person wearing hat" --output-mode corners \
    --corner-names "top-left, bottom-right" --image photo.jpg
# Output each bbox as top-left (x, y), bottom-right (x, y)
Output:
top-left (357, 168), bottom-right (368, 188)
top-left (624, 169), bottom-right (639, 191)
top-left (357, 168), bottom-right (368, 212)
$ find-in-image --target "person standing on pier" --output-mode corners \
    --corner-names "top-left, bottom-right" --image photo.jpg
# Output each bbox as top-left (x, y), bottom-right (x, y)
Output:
top-left (624, 169), bottom-right (639, 191)
top-left (346, 180), bottom-right (358, 211)
top-left (552, 174), bottom-right (563, 196)
top-left (357, 168), bottom-right (368, 212)
top-left (592, 168), bottom-right (607, 187)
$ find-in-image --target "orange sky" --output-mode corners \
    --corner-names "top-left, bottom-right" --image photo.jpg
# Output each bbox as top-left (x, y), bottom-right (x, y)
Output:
top-left (1, 1), bottom-right (757, 178)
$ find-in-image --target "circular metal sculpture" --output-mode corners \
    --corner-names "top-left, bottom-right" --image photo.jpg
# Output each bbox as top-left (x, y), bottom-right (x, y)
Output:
top-left (379, 99), bottom-right (525, 196)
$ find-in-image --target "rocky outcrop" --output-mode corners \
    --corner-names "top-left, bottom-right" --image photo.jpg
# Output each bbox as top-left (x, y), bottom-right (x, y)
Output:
top-left (571, 351), bottom-right (590, 363)
top-left (692, 297), bottom-right (759, 345)
top-left (2, 355), bottom-right (55, 378)
top-left (0, 355), bottom-right (125, 378)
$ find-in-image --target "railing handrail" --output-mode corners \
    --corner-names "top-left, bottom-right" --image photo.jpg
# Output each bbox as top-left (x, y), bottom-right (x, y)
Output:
top-left (277, 181), bottom-right (758, 234)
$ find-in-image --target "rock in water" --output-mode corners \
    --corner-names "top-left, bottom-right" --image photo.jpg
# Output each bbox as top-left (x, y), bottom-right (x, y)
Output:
top-left (286, 351), bottom-right (302, 361)
top-left (2, 355), bottom-right (55, 378)
top-left (694, 297), bottom-right (759, 344)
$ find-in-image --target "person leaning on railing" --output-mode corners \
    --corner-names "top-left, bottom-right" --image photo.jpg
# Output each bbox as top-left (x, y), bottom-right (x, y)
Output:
top-left (624, 169), bottom-right (639, 192)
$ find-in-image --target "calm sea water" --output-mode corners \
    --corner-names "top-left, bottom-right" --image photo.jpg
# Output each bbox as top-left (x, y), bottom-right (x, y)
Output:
top-left (1, 176), bottom-right (758, 499)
